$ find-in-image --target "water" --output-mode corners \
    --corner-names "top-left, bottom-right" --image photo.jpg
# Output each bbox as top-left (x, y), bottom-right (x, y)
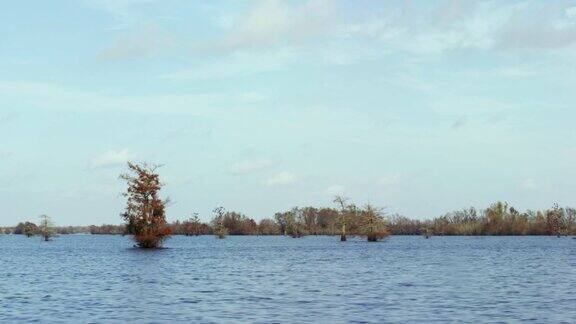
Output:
top-left (0, 235), bottom-right (574, 323)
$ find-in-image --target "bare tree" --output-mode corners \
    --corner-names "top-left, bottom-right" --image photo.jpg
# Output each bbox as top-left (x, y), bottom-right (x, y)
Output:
top-left (334, 196), bottom-right (349, 241)
top-left (361, 204), bottom-right (390, 242)
top-left (38, 215), bottom-right (56, 241)
top-left (211, 207), bottom-right (228, 239)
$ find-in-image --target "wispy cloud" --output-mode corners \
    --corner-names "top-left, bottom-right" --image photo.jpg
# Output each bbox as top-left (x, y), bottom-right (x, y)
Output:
top-left (98, 23), bottom-right (174, 60)
top-left (85, 0), bottom-right (160, 27)
top-left (324, 184), bottom-right (345, 196)
top-left (0, 81), bottom-right (268, 115)
top-left (227, 159), bottom-right (273, 175)
top-left (522, 178), bottom-right (537, 190)
top-left (90, 149), bottom-right (132, 169)
top-left (451, 117), bottom-right (467, 130)
top-left (221, 0), bottom-right (338, 50)
top-left (497, 3), bottom-right (576, 51)
top-left (0, 112), bottom-right (18, 127)
top-left (379, 173), bottom-right (401, 187)
top-left (342, 1), bottom-right (576, 55)
top-left (161, 48), bottom-right (298, 80)
top-left (264, 171), bottom-right (298, 187)
top-left (0, 151), bottom-right (12, 159)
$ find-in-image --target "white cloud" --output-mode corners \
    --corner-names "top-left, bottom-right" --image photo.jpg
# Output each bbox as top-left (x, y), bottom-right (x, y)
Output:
top-left (0, 81), bottom-right (266, 115)
top-left (264, 171), bottom-right (298, 186)
top-left (90, 149), bottom-right (131, 169)
top-left (340, 1), bottom-right (501, 54)
top-left (341, 2), bottom-right (576, 55)
top-left (522, 178), bottom-right (537, 190)
top-left (161, 47), bottom-right (298, 81)
top-left (324, 184), bottom-right (345, 196)
top-left (222, 0), bottom-right (338, 50)
top-left (227, 159), bottom-right (273, 175)
top-left (0, 151), bottom-right (12, 159)
top-left (238, 91), bottom-right (269, 103)
top-left (567, 6), bottom-right (576, 19)
top-left (498, 7), bottom-right (576, 51)
top-left (379, 173), bottom-right (401, 187)
top-left (429, 90), bottom-right (521, 116)
top-left (85, 0), bottom-right (160, 27)
top-left (98, 23), bottom-right (174, 60)
top-left (94, 0), bottom-right (576, 67)
top-left (97, 0), bottom-right (337, 61)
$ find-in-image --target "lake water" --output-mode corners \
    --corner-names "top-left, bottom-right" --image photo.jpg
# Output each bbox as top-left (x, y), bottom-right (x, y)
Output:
top-left (0, 235), bottom-right (574, 323)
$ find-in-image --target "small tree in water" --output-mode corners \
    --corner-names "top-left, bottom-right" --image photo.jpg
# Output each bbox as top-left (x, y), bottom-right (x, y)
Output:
top-left (211, 207), bottom-right (228, 239)
top-left (361, 204), bottom-right (390, 242)
top-left (120, 162), bottom-right (171, 248)
top-left (38, 215), bottom-right (56, 241)
top-left (334, 196), bottom-right (349, 241)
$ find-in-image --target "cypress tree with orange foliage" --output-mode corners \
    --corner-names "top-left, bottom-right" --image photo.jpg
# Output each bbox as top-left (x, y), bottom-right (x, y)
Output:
top-left (120, 162), bottom-right (171, 248)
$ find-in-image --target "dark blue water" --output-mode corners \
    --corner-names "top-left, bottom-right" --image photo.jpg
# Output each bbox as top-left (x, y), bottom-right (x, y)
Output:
top-left (0, 235), bottom-right (574, 323)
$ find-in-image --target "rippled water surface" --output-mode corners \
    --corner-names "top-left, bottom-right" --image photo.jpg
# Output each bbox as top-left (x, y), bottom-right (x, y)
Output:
top-left (1, 235), bottom-right (574, 323)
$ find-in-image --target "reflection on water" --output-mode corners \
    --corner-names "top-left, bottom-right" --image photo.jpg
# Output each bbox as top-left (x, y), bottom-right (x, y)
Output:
top-left (0, 235), bottom-right (574, 322)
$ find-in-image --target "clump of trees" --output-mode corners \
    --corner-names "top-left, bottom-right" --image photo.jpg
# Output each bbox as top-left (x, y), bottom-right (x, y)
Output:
top-left (274, 208), bottom-right (307, 238)
top-left (171, 214), bottom-right (211, 236)
top-left (258, 218), bottom-right (280, 235)
top-left (89, 224), bottom-right (125, 235)
top-left (120, 162), bottom-right (171, 248)
top-left (273, 198), bottom-right (391, 242)
top-left (14, 221), bottom-right (39, 237)
top-left (211, 207), bottom-right (258, 236)
top-left (387, 202), bottom-right (576, 236)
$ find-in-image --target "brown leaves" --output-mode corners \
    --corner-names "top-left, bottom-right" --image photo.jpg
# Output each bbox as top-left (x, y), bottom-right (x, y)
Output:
top-left (120, 161), bottom-right (170, 248)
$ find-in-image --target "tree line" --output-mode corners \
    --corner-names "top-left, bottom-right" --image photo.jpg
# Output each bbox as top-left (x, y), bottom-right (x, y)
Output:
top-left (2, 162), bottom-right (574, 249)
top-left (4, 201), bottom-right (575, 238)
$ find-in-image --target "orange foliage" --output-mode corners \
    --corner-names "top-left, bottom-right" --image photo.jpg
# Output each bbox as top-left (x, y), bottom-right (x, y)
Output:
top-left (120, 162), bottom-right (171, 248)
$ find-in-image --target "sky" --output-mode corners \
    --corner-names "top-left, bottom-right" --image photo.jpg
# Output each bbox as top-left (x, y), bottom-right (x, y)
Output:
top-left (1, 0), bottom-right (576, 226)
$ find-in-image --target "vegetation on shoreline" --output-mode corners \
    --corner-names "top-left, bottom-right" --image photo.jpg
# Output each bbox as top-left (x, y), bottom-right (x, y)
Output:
top-left (2, 163), bottom-right (575, 242)
top-left (3, 201), bottom-right (574, 239)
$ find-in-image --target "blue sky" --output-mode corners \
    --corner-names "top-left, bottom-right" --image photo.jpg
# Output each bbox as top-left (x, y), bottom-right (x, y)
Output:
top-left (1, 0), bottom-right (575, 226)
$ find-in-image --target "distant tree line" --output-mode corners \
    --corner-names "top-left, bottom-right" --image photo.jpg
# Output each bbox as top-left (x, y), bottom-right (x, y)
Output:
top-left (3, 202), bottom-right (575, 238)
top-left (388, 202), bottom-right (576, 236)
top-left (3, 162), bottom-right (574, 250)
